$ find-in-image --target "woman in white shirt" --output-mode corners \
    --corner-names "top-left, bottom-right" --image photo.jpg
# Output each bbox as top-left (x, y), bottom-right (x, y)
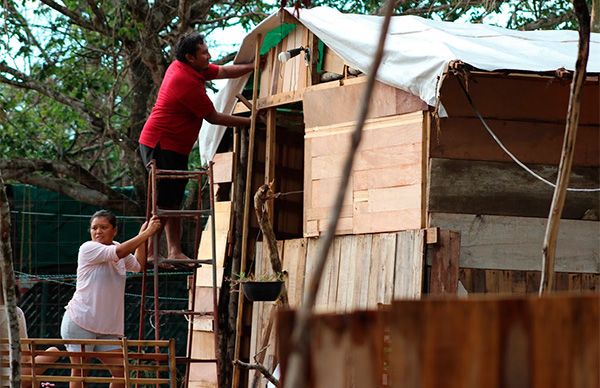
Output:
top-left (60, 210), bottom-right (160, 388)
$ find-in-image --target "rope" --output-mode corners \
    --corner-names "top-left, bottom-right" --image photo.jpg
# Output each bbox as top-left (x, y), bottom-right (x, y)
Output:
top-left (274, 190), bottom-right (303, 198)
top-left (10, 210), bottom-right (146, 219)
top-left (457, 79), bottom-right (600, 192)
top-left (15, 271), bottom-right (190, 301)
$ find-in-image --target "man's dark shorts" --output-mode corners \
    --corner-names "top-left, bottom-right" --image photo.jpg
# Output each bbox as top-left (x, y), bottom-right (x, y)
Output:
top-left (139, 143), bottom-right (188, 209)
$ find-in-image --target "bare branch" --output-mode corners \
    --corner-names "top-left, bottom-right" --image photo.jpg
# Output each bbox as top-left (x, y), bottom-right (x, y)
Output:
top-left (522, 12), bottom-right (572, 30)
top-left (233, 360), bottom-right (279, 387)
top-left (39, 0), bottom-right (109, 35)
top-left (0, 158), bottom-right (142, 215)
top-left (0, 63), bottom-right (104, 130)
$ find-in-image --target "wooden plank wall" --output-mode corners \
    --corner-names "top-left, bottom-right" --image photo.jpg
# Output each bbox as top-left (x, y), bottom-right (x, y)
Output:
top-left (259, 20), bottom-right (312, 100)
top-left (278, 294), bottom-right (600, 388)
top-left (249, 230), bottom-right (425, 387)
top-left (429, 73), bottom-right (600, 276)
top-left (429, 213), bottom-right (600, 274)
top-left (459, 268), bottom-right (599, 294)
top-left (304, 109), bottom-right (427, 236)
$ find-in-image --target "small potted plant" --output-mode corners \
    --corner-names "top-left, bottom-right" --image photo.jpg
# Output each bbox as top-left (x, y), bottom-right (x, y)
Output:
top-left (234, 272), bottom-right (285, 302)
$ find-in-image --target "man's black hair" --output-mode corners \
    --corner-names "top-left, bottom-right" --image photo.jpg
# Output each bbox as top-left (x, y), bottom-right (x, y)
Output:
top-left (175, 33), bottom-right (205, 63)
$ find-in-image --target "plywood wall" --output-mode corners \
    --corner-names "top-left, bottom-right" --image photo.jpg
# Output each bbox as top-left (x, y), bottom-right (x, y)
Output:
top-left (304, 111), bottom-right (427, 236)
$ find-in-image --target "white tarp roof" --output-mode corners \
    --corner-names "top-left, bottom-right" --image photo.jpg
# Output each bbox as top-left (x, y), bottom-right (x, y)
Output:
top-left (200, 6), bottom-right (600, 163)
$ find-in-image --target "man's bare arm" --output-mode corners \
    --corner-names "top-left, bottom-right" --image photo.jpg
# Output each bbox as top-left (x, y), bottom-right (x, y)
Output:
top-left (216, 63), bottom-right (254, 79)
top-left (205, 110), bottom-right (251, 127)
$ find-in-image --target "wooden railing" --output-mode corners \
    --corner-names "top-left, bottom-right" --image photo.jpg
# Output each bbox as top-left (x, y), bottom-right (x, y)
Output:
top-left (0, 338), bottom-right (177, 387)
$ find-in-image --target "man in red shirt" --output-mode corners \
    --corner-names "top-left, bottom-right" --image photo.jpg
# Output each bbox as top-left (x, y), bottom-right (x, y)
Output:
top-left (139, 32), bottom-right (253, 262)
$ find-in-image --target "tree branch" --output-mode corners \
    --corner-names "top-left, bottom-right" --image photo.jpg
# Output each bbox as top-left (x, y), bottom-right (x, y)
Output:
top-left (39, 0), bottom-right (109, 35)
top-left (0, 63), bottom-right (105, 130)
top-left (539, 0), bottom-right (591, 293)
top-left (522, 12), bottom-right (572, 30)
top-left (0, 159), bottom-right (142, 215)
top-left (233, 360), bottom-right (279, 387)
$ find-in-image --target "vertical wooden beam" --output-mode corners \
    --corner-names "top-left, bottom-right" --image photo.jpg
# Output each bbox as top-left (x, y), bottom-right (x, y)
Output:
top-left (233, 34), bottom-right (262, 388)
top-left (421, 112), bottom-right (431, 228)
top-left (429, 230), bottom-right (461, 295)
top-left (264, 109), bottom-right (277, 201)
top-left (262, 108), bottom-right (277, 271)
top-left (121, 337), bottom-right (131, 387)
top-left (307, 31), bottom-right (320, 86)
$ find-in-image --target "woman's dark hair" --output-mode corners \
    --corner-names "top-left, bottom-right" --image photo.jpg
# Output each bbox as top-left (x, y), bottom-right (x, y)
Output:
top-left (90, 209), bottom-right (117, 228)
top-left (175, 33), bottom-right (205, 63)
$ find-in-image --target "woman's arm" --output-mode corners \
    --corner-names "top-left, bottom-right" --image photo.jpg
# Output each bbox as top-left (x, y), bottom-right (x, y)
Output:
top-left (115, 216), bottom-right (161, 259)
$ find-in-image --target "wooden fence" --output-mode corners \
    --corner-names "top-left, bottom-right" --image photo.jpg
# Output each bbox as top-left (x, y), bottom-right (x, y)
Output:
top-left (278, 293), bottom-right (599, 388)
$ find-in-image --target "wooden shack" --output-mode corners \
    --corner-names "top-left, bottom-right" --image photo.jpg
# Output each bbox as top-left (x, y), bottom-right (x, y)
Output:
top-left (190, 7), bottom-right (600, 387)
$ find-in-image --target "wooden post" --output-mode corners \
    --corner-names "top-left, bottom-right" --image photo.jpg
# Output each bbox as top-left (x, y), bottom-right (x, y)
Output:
top-left (121, 337), bottom-right (131, 387)
top-left (539, 0), bottom-right (590, 294)
top-left (0, 171), bottom-right (22, 388)
top-left (429, 230), bottom-right (460, 295)
top-left (262, 109), bottom-right (277, 261)
top-left (233, 33), bottom-right (262, 388)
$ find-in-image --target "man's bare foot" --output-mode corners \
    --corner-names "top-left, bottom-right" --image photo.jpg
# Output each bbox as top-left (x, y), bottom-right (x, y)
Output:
top-left (147, 255), bottom-right (175, 270)
top-left (167, 252), bottom-right (192, 261)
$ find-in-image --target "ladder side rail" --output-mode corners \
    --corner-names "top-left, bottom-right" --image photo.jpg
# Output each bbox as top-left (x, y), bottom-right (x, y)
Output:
top-left (208, 162), bottom-right (220, 380)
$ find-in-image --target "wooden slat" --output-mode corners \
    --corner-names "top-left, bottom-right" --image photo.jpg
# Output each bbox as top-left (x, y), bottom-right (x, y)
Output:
top-left (367, 233), bottom-right (397, 306)
top-left (196, 201), bottom-right (232, 287)
top-left (440, 73), bottom-right (599, 125)
top-left (303, 79), bottom-right (426, 128)
top-left (282, 238), bottom-right (308, 307)
top-left (350, 234), bottom-right (373, 310)
top-left (430, 213), bottom-right (600, 273)
top-left (212, 152), bottom-right (234, 183)
top-left (429, 158), bottom-right (599, 219)
top-left (431, 117), bottom-right (599, 167)
top-left (428, 230), bottom-right (460, 295)
top-left (336, 236), bottom-right (356, 312)
top-left (393, 229), bottom-right (425, 299)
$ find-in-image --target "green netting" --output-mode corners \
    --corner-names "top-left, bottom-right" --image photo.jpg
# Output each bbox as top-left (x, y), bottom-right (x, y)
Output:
top-left (9, 184), bottom-right (142, 274)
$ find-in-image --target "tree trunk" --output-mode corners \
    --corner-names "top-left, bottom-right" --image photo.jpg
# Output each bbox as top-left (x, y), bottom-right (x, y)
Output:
top-left (0, 171), bottom-right (22, 388)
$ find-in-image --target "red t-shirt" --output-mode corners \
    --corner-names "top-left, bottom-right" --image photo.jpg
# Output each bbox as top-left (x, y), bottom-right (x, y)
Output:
top-left (139, 61), bottom-right (219, 155)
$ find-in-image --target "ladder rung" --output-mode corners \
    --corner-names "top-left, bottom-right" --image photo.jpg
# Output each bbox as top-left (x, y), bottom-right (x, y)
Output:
top-left (155, 209), bottom-right (211, 217)
top-left (153, 310), bottom-right (214, 316)
top-left (176, 357), bottom-right (217, 364)
top-left (160, 258), bottom-right (212, 265)
top-left (155, 168), bottom-right (208, 177)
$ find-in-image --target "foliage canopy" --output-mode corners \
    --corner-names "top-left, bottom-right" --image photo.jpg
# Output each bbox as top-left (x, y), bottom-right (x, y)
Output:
top-left (0, 0), bottom-right (590, 214)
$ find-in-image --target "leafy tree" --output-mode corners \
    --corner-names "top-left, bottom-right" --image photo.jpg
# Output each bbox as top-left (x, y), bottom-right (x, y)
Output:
top-left (0, 0), bottom-right (272, 215)
top-left (0, 0), bottom-right (589, 216)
